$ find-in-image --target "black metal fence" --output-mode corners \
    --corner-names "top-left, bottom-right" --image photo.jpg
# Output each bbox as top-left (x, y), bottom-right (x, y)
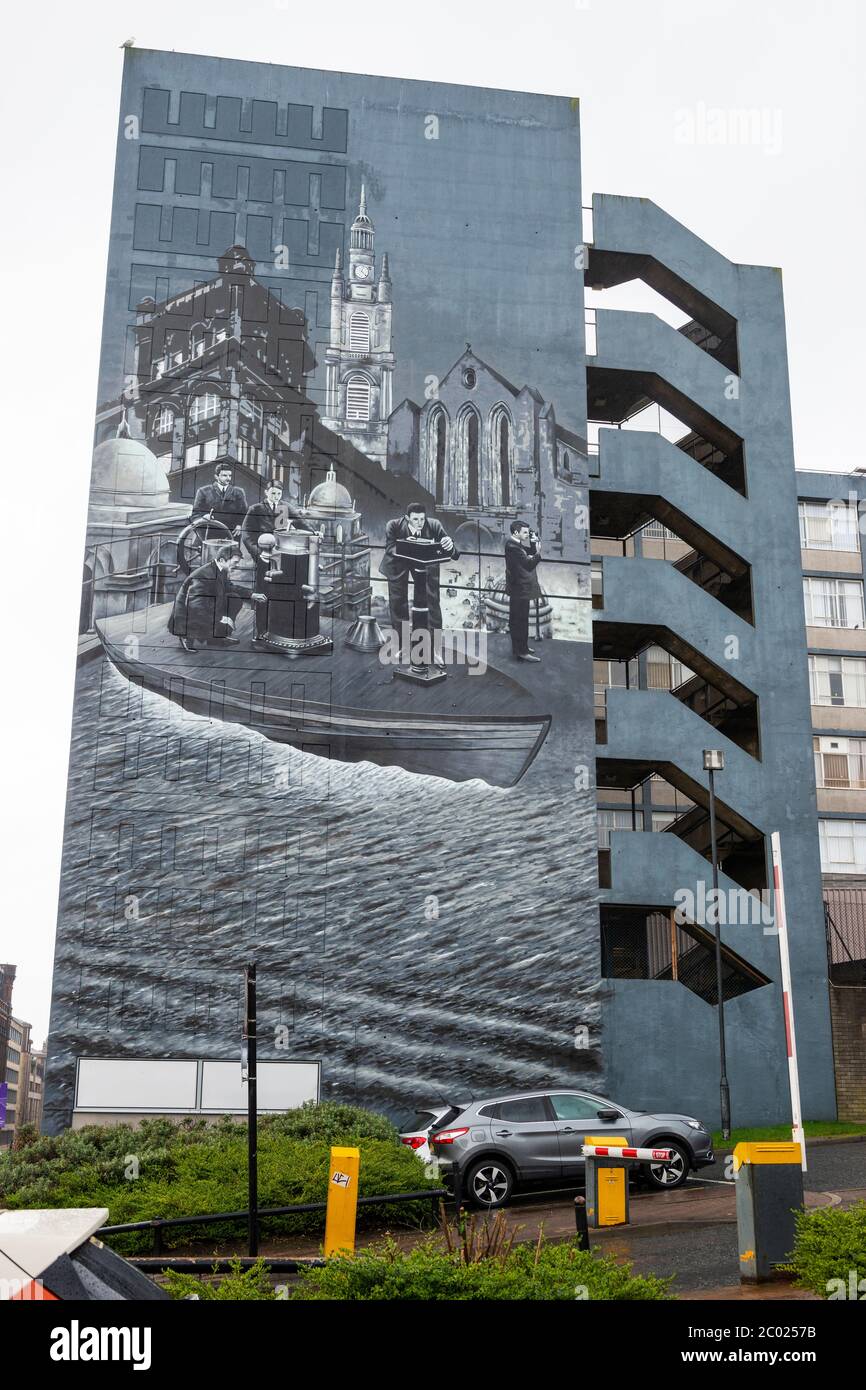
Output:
top-left (98, 1187), bottom-right (446, 1257)
top-left (824, 890), bottom-right (866, 984)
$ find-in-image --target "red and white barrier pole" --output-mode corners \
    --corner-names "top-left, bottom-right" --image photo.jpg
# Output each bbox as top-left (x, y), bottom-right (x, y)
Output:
top-left (581, 1145), bottom-right (672, 1162)
top-left (771, 830), bottom-right (807, 1172)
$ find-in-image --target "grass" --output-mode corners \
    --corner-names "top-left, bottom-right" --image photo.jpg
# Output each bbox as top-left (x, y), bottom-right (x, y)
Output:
top-left (712, 1120), bottom-right (866, 1149)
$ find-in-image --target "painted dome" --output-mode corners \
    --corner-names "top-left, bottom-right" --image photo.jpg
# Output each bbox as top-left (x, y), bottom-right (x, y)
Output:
top-left (306, 469), bottom-right (354, 517)
top-left (91, 432), bottom-right (170, 508)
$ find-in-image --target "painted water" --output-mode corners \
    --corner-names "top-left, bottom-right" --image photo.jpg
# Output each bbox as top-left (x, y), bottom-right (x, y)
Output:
top-left (45, 644), bottom-right (602, 1129)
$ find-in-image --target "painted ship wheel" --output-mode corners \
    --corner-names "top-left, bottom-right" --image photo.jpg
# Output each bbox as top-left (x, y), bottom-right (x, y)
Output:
top-left (175, 516), bottom-right (235, 576)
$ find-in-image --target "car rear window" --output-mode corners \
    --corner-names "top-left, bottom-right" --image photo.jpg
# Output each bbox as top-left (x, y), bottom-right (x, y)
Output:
top-left (398, 1110), bottom-right (438, 1133)
top-left (430, 1106), bottom-right (464, 1134)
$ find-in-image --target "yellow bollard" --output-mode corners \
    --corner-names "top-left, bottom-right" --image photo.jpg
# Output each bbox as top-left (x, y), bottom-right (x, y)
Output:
top-left (324, 1145), bottom-right (360, 1257)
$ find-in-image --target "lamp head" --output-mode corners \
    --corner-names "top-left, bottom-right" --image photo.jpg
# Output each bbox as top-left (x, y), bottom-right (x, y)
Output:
top-left (703, 749), bottom-right (725, 772)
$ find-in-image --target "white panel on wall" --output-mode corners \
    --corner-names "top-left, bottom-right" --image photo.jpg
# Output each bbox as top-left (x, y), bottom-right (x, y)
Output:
top-left (200, 1061), bottom-right (319, 1113)
top-left (76, 1059), bottom-right (198, 1110)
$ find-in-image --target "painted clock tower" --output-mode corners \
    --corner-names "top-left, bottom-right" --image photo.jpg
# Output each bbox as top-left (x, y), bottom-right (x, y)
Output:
top-left (322, 187), bottom-right (394, 467)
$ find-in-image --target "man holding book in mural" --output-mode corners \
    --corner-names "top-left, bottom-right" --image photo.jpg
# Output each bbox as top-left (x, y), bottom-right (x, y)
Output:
top-left (505, 521), bottom-right (543, 663)
top-left (379, 502), bottom-right (459, 660)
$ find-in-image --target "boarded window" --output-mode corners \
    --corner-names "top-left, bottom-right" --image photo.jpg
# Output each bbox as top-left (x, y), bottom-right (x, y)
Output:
top-left (346, 375), bottom-right (371, 421)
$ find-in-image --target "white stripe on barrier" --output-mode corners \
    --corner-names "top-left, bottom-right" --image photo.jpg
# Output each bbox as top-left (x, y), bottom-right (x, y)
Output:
top-left (581, 1145), bottom-right (672, 1161)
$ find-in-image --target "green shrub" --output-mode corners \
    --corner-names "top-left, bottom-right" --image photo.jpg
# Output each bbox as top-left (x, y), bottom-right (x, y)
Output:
top-left (788, 1202), bottom-right (866, 1298)
top-left (291, 1235), bottom-right (672, 1301)
top-left (0, 1103), bottom-right (435, 1253)
top-left (163, 1258), bottom-right (276, 1301)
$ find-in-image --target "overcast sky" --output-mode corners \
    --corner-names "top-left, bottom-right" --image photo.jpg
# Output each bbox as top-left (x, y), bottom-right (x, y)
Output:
top-left (2, 0), bottom-right (863, 1043)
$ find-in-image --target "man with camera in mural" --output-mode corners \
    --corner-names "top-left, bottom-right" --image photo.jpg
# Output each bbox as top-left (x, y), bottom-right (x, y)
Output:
top-left (505, 520), bottom-right (543, 663)
top-left (379, 502), bottom-right (459, 661)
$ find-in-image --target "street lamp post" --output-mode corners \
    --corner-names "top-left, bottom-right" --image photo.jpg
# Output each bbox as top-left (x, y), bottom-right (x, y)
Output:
top-left (704, 749), bottom-right (731, 1140)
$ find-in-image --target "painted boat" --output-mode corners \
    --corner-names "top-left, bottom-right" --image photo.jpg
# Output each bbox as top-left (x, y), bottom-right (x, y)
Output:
top-left (95, 603), bottom-right (551, 788)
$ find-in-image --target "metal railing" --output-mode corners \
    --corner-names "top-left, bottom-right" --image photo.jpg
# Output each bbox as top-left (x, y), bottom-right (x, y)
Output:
top-left (824, 894), bottom-right (866, 981)
top-left (98, 1187), bottom-right (446, 1256)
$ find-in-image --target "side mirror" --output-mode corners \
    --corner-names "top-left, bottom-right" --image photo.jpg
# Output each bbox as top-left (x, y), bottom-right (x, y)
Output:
top-left (597, 1109), bottom-right (621, 1122)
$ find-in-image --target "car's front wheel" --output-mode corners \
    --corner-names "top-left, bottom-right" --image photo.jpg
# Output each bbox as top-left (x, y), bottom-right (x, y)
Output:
top-left (465, 1158), bottom-right (514, 1209)
top-left (643, 1140), bottom-right (690, 1191)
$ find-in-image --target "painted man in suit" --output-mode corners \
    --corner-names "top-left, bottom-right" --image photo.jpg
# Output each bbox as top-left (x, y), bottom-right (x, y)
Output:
top-left (168, 543), bottom-right (244, 652)
top-left (241, 477), bottom-right (305, 564)
top-left (191, 463), bottom-right (248, 537)
top-left (379, 502), bottom-right (459, 638)
top-left (504, 520), bottom-right (543, 663)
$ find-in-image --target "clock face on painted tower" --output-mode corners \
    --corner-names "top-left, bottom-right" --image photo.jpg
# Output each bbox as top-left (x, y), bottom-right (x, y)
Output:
top-left (354, 263), bottom-right (371, 280)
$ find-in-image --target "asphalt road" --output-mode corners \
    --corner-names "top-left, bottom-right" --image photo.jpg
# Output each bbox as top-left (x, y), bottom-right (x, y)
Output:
top-left (505, 1140), bottom-right (866, 1294)
top-left (692, 1138), bottom-right (866, 1192)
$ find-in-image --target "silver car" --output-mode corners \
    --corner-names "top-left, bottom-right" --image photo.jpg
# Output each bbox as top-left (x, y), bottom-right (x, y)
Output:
top-left (428, 1088), bottom-right (714, 1208)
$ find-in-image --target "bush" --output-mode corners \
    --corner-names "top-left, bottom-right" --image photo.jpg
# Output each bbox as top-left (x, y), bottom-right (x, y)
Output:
top-left (788, 1202), bottom-right (866, 1298)
top-left (0, 1102), bottom-right (436, 1252)
top-left (291, 1234), bottom-right (672, 1301)
top-left (163, 1258), bottom-right (276, 1301)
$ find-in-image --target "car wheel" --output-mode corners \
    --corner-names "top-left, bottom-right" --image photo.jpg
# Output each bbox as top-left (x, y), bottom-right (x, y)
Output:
top-left (465, 1159), bottom-right (514, 1209)
top-left (644, 1140), bottom-right (690, 1191)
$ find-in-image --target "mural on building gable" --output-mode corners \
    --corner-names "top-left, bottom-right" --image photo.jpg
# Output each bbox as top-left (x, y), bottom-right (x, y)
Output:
top-left (46, 57), bottom-right (600, 1131)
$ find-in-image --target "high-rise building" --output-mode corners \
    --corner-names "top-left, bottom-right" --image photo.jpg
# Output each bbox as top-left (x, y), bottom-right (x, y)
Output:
top-left (1, 1014), bottom-right (31, 1149)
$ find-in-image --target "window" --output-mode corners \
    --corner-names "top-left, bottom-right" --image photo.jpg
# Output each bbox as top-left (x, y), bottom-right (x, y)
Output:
top-left (489, 406), bottom-right (512, 507)
top-left (428, 408), bottom-right (448, 503)
top-left (652, 812), bottom-right (677, 832)
top-left (799, 500), bottom-right (860, 552)
top-left (809, 655), bottom-right (866, 708)
top-left (597, 809), bottom-right (643, 848)
top-left (465, 413), bottom-right (479, 506)
top-left (549, 1094), bottom-right (605, 1121)
top-left (188, 393), bottom-right (221, 426)
top-left (641, 520), bottom-right (679, 541)
top-left (495, 1096), bottom-right (550, 1123)
top-left (237, 440), bottom-right (262, 472)
top-left (814, 738), bottom-right (866, 789)
top-left (645, 645), bottom-right (694, 690)
top-left (348, 312), bottom-right (370, 352)
top-left (591, 564), bottom-right (603, 609)
top-left (346, 375), bottom-right (371, 421)
top-left (804, 577), bottom-right (865, 629)
top-left (158, 406), bottom-right (174, 435)
top-left (819, 818), bottom-right (866, 874)
top-left (240, 397), bottom-right (263, 427)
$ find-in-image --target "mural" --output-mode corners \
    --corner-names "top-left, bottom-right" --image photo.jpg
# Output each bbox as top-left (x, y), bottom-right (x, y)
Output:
top-left (45, 53), bottom-right (600, 1129)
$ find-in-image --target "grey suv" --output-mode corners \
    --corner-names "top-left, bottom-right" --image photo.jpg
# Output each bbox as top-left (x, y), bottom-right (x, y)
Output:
top-left (428, 1089), bottom-right (714, 1208)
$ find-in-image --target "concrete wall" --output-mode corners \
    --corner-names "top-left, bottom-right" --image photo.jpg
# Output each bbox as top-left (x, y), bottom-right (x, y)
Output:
top-left (828, 986), bottom-right (866, 1119)
top-left (592, 195), bottom-right (836, 1125)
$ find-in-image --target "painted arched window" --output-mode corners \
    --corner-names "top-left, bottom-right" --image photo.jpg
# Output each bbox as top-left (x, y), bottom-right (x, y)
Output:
top-left (426, 407), bottom-right (449, 502)
top-left (466, 412), bottom-right (480, 506)
top-left (489, 405), bottom-right (513, 507)
top-left (348, 312), bottom-right (371, 352)
top-left (456, 406), bottom-right (482, 508)
top-left (434, 411), bottom-right (448, 503)
top-left (346, 374), bottom-right (371, 421)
